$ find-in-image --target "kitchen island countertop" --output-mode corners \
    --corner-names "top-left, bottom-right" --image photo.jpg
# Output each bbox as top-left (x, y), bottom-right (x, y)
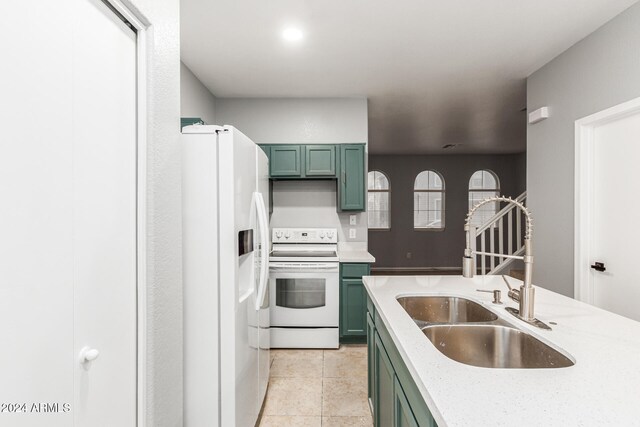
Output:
top-left (363, 275), bottom-right (640, 427)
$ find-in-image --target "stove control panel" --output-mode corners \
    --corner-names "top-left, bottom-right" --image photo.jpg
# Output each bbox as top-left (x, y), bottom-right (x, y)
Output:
top-left (272, 228), bottom-right (338, 243)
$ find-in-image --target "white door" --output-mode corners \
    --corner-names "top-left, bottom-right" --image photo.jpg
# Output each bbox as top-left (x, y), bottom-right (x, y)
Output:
top-left (583, 108), bottom-right (640, 321)
top-left (0, 0), bottom-right (138, 425)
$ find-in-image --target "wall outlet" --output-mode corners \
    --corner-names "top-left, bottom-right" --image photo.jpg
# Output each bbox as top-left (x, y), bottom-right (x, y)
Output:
top-left (406, 252), bottom-right (412, 259)
top-left (349, 228), bottom-right (356, 239)
top-left (349, 215), bottom-right (357, 225)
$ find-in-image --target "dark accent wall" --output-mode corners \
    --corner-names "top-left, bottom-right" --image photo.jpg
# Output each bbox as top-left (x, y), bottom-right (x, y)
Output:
top-left (368, 153), bottom-right (526, 268)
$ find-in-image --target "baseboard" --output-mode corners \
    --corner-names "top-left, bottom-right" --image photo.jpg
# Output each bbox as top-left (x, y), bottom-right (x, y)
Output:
top-left (370, 267), bottom-right (462, 276)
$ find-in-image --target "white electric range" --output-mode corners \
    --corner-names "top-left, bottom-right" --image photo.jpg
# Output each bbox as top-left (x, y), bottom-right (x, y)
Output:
top-left (269, 228), bottom-right (339, 348)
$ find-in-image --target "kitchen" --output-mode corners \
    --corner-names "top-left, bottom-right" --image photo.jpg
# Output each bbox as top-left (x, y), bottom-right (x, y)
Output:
top-left (2, 0), bottom-right (640, 426)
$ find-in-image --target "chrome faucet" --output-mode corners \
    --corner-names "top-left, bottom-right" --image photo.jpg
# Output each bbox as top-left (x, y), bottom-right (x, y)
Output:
top-left (463, 196), bottom-right (551, 330)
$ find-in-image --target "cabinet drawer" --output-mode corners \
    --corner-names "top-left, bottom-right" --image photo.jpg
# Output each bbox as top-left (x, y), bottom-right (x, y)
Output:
top-left (341, 263), bottom-right (370, 278)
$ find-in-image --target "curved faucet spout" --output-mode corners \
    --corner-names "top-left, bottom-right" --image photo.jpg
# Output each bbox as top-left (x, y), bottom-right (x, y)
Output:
top-left (462, 196), bottom-right (544, 327)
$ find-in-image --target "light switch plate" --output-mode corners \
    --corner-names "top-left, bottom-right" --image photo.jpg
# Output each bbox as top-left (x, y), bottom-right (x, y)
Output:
top-left (349, 215), bottom-right (357, 225)
top-left (349, 228), bottom-right (356, 239)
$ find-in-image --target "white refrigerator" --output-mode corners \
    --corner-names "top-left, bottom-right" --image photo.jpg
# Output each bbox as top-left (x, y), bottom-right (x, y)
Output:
top-left (183, 125), bottom-right (270, 427)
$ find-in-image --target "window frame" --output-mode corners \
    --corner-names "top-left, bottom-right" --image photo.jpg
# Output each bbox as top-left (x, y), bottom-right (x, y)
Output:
top-left (413, 170), bottom-right (446, 231)
top-left (468, 170), bottom-right (501, 227)
top-left (367, 170), bottom-right (391, 231)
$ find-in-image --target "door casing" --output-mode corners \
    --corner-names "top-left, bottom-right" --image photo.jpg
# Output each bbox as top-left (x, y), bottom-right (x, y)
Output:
top-left (574, 96), bottom-right (640, 303)
top-left (97, 1), bottom-right (149, 425)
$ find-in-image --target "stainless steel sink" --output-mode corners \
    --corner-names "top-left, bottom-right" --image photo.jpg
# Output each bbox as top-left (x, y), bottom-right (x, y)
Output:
top-left (397, 296), bottom-right (498, 327)
top-left (423, 325), bottom-right (575, 369)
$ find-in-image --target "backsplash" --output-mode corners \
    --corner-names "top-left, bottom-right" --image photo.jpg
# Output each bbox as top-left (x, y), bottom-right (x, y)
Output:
top-left (269, 180), bottom-right (367, 245)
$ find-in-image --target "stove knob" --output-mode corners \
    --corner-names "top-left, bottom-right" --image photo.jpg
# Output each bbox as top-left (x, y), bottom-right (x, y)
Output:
top-left (319, 231), bottom-right (326, 239)
top-left (284, 231), bottom-right (291, 239)
top-left (327, 231), bottom-right (334, 239)
top-left (275, 231), bottom-right (283, 240)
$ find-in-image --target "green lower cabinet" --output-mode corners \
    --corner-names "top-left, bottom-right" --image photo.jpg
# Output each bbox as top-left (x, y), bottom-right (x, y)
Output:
top-left (341, 279), bottom-right (367, 336)
top-left (370, 301), bottom-right (437, 427)
top-left (367, 312), bottom-right (376, 414)
top-left (374, 331), bottom-right (395, 427)
top-left (340, 263), bottom-right (370, 342)
top-left (394, 376), bottom-right (419, 427)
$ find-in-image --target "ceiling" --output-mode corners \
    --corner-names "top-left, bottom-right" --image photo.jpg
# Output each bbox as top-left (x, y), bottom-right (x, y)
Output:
top-left (181, 0), bottom-right (638, 154)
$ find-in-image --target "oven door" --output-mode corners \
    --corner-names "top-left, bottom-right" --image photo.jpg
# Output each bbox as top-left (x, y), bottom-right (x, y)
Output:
top-left (269, 262), bottom-right (339, 327)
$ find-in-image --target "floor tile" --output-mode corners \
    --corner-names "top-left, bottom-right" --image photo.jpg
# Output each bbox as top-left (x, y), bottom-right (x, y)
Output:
top-left (321, 415), bottom-right (374, 427)
top-left (325, 344), bottom-right (367, 358)
top-left (259, 415), bottom-right (322, 427)
top-left (323, 351), bottom-right (367, 378)
top-left (322, 377), bottom-right (370, 417)
top-left (263, 377), bottom-right (322, 416)
top-left (271, 356), bottom-right (323, 378)
top-left (271, 349), bottom-right (324, 360)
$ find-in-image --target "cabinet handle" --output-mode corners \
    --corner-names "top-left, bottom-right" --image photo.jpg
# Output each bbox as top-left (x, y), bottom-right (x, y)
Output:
top-left (343, 171), bottom-right (347, 186)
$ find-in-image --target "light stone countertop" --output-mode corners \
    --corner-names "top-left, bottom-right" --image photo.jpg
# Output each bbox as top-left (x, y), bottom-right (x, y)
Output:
top-left (363, 275), bottom-right (640, 427)
top-left (337, 250), bottom-right (375, 263)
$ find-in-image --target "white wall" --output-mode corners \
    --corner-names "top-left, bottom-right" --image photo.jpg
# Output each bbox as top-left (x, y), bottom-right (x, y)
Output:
top-left (527, 3), bottom-right (640, 296)
top-left (217, 98), bottom-right (370, 246)
top-left (126, 0), bottom-right (182, 424)
top-left (216, 98), bottom-right (368, 144)
top-left (271, 181), bottom-right (369, 246)
top-left (181, 61), bottom-right (217, 124)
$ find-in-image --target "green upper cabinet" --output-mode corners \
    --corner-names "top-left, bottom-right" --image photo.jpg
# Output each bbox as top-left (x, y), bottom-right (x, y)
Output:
top-left (269, 145), bottom-right (302, 177)
top-left (259, 145), bottom-right (270, 158)
top-left (181, 117), bottom-right (204, 129)
top-left (338, 144), bottom-right (366, 211)
top-left (304, 145), bottom-right (336, 177)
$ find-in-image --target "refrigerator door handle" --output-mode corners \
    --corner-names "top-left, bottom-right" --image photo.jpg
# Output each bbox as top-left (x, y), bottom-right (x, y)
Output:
top-left (254, 192), bottom-right (270, 311)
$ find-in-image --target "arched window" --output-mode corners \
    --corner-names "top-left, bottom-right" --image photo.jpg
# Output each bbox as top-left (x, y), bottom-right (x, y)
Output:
top-left (468, 170), bottom-right (500, 226)
top-left (414, 171), bottom-right (445, 230)
top-left (367, 171), bottom-right (390, 230)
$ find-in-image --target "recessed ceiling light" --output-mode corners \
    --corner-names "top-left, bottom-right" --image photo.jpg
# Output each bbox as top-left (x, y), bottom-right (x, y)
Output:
top-left (282, 27), bottom-right (303, 42)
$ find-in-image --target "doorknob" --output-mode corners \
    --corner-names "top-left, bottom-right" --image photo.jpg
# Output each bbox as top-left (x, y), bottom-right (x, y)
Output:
top-left (590, 262), bottom-right (606, 272)
top-left (79, 347), bottom-right (100, 364)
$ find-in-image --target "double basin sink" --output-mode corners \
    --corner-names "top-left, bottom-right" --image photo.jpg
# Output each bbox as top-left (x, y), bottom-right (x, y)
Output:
top-left (397, 296), bottom-right (574, 369)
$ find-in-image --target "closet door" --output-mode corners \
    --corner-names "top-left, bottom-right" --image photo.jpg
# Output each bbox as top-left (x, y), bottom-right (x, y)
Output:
top-left (0, 0), bottom-right (138, 425)
top-left (72, 0), bottom-right (137, 425)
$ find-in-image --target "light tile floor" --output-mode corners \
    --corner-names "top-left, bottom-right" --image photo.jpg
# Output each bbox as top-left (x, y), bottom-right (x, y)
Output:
top-left (259, 345), bottom-right (373, 427)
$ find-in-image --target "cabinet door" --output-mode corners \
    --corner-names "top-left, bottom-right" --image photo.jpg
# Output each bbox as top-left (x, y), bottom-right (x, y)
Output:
top-left (375, 331), bottom-right (395, 427)
top-left (339, 144), bottom-right (365, 211)
top-left (341, 279), bottom-right (367, 336)
top-left (394, 376), bottom-right (419, 427)
top-left (367, 313), bottom-right (376, 417)
top-left (305, 145), bottom-right (336, 176)
top-left (270, 145), bottom-right (302, 177)
top-left (258, 144), bottom-right (271, 159)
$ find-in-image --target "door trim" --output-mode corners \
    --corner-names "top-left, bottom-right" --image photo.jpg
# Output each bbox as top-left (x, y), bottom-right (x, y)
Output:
top-left (574, 96), bottom-right (640, 303)
top-left (100, 1), bottom-right (149, 425)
